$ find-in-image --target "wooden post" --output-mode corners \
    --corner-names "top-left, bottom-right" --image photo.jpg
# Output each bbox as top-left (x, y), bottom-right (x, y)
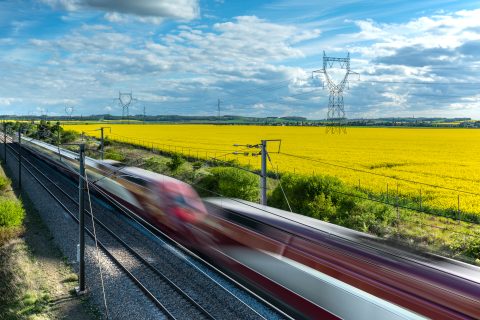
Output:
top-left (3, 122), bottom-right (7, 164)
top-left (419, 188), bottom-right (422, 211)
top-left (386, 183), bottom-right (389, 203)
top-left (396, 183), bottom-right (399, 221)
top-left (457, 194), bottom-right (460, 223)
top-left (17, 128), bottom-right (21, 189)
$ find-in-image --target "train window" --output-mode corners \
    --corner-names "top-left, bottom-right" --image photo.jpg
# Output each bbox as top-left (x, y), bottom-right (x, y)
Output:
top-left (109, 162), bottom-right (125, 168)
top-left (119, 175), bottom-right (149, 188)
top-left (225, 211), bottom-right (263, 232)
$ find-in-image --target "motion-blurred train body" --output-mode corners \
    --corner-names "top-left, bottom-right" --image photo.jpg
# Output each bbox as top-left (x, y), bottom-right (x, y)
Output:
top-left (21, 137), bottom-right (480, 320)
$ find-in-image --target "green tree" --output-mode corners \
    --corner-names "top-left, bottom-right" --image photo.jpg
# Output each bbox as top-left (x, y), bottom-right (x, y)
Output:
top-left (166, 154), bottom-right (185, 172)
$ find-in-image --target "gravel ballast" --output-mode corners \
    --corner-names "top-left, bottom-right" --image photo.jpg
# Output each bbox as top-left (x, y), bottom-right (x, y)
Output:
top-left (3, 142), bottom-right (287, 320)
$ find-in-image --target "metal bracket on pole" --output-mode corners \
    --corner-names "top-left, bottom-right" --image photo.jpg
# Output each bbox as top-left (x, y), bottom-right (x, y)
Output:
top-left (76, 143), bottom-right (87, 295)
top-left (88, 127), bottom-right (111, 161)
top-left (100, 128), bottom-right (104, 160)
top-left (233, 139), bottom-right (281, 206)
top-left (18, 128), bottom-right (22, 189)
top-left (260, 140), bottom-right (267, 205)
top-left (3, 122), bottom-right (7, 164)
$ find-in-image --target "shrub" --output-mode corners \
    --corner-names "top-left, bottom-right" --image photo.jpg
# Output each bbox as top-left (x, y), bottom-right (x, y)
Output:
top-left (196, 167), bottom-right (258, 201)
top-left (0, 176), bottom-right (11, 193)
top-left (166, 154), bottom-right (185, 172)
top-left (0, 198), bottom-right (25, 228)
top-left (102, 136), bottom-right (112, 147)
top-left (269, 173), bottom-right (395, 234)
top-left (269, 173), bottom-right (342, 215)
top-left (104, 149), bottom-right (126, 162)
top-left (60, 130), bottom-right (78, 144)
top-left (448, 233), bottom-right (480, 260)
top-left (192, 161), bottom-right (203, 170)
top-left (144, 157), bottom-right (166, 173)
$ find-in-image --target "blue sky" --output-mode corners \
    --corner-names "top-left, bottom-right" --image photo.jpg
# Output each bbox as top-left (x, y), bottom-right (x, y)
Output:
top-left (1, 0), bottom-right (480, 119)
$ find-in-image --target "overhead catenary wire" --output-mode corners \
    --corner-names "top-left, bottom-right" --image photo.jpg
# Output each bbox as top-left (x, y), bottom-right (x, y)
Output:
top-left (64, 131), bottom-right (480, 225)
top-left (266, 151), bottom-right (292, 212)
top-left (2, 141), bottom-right (177, 318)
top-left (8, 135), bottom-right (276, 319)
top-left (11, 128), bottom-right (480, 235)
top-left (6, 139), bottom-right (221, 320)
top-left (82, 155), bottom-right (479, 307)
top-left (2, 132), bottom-right (476, 308)
top-left (83, 176), bottom-right (274, 320)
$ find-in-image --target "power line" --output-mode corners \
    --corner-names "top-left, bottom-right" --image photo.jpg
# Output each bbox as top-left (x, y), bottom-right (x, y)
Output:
top-left (356, 79), bottom-right (480, 86)
top-left (216, 77), bottom-right (312, 105)
top-left (219, 79), bottom-right (294, 101)
top-left (107, 132), bottom-right (237, 153)
top-left (279, 152), bottom-right (480, 197)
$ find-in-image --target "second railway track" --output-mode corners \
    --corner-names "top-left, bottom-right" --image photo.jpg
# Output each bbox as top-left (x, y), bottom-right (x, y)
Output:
top-left (5, 138), bottom-right (287, 320)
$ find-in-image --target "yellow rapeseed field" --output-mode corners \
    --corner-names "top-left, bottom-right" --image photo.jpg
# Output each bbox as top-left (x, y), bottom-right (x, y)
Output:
top-left (64, 124), bottom-right (480, 215)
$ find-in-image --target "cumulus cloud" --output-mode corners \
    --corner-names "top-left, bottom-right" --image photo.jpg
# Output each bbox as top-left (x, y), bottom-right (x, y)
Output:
top-left (42, 0), bottom-right (199, 22)
top-left (0, 97), bottom-right (21, 106)
top-left (374, 46), bottom-right (454, 67)
top-left (3, 5), bottom-right (480, 118)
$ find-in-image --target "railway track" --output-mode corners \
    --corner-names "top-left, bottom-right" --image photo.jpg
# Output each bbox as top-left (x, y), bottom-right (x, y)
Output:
top-left (4, 137), bottom-right (288, 320)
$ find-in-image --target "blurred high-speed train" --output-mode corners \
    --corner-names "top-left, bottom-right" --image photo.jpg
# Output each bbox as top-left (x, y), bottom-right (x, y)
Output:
top-left (20, 137), bottom-right (480, 319)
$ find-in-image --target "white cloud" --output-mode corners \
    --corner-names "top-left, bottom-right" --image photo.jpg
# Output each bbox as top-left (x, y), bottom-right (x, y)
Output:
top-left (3, 6), bottom-right (480, 118)
top-left (0, 97), bottom-right (21, 106)
top-left (42, 0), bottom-right (199, 22)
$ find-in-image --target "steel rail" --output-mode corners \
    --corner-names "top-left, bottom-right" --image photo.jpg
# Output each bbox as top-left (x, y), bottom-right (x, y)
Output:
top-left (3, 141), bottom-right (178, 320)
top-left (7, 140), bottom-right (217, 319)
top-left (5, 135), bottom-right (294, 319)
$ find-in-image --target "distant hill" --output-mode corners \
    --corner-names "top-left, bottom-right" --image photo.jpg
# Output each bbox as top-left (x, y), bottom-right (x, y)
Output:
top-left (1, 114), bottom-right (478, 128)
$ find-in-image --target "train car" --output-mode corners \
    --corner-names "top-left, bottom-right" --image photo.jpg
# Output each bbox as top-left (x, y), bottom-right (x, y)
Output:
top-left (20, 137), bottom-right (208, 243)
top-left (200, 197), bottom-right (480, 320)
top-left (19, 137), bottom-right (480, 319)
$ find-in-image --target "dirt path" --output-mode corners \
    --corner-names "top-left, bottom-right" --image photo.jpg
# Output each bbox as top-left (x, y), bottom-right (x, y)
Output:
top-left (0, 164), bottom-right (99, 320)
top-left (22, 201), bottom-right (100, 320)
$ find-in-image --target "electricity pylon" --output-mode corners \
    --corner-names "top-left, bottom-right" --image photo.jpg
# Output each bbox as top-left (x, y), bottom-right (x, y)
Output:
top-left (313, 51), bottom-right (358, 134)
top-left (117, 92), bottom-right (135, 123)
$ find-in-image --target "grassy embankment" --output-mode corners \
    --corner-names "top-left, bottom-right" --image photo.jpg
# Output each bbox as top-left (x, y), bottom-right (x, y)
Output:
top-left (0, 163), bottom-right (97, 319)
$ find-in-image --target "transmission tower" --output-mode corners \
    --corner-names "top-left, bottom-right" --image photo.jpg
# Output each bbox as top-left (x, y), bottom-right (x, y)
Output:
top-left (117, 91), bottom-right (134, 122)
top-left (313, 51), bottom-right (358, 134)
top-left (65, 106), bottom-right (74, 119)
top-left (217, 98), bottom-right (221, 119)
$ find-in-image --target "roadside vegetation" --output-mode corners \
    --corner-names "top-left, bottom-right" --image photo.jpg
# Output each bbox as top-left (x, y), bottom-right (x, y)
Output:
top-left (5, 121), bottom-right (479, 265)
top-left (0, 142), bottom-right (97, 319)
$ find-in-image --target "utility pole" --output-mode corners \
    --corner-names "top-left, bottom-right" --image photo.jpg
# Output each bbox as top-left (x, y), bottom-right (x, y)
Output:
top-left (100, 127), bottom-right (105, 160)
top-left (77, 144), bottom-right (86, 294)
top-left (57, 125), bottom-right (62, 161)
top-left (18, 128), bottom-right (22, 189)
top-left (97, 127), bottom-right (111, 160)
top-left (3, 122), bottom-right (7, 164)
top-left (260, 140), bottom-right (267, 205)
top-left (233, 139), bottom-right (281, 206)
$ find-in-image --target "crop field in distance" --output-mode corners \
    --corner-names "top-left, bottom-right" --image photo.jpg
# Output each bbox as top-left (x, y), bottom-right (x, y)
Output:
top-left (64, 124), bottom-right (480, 217)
